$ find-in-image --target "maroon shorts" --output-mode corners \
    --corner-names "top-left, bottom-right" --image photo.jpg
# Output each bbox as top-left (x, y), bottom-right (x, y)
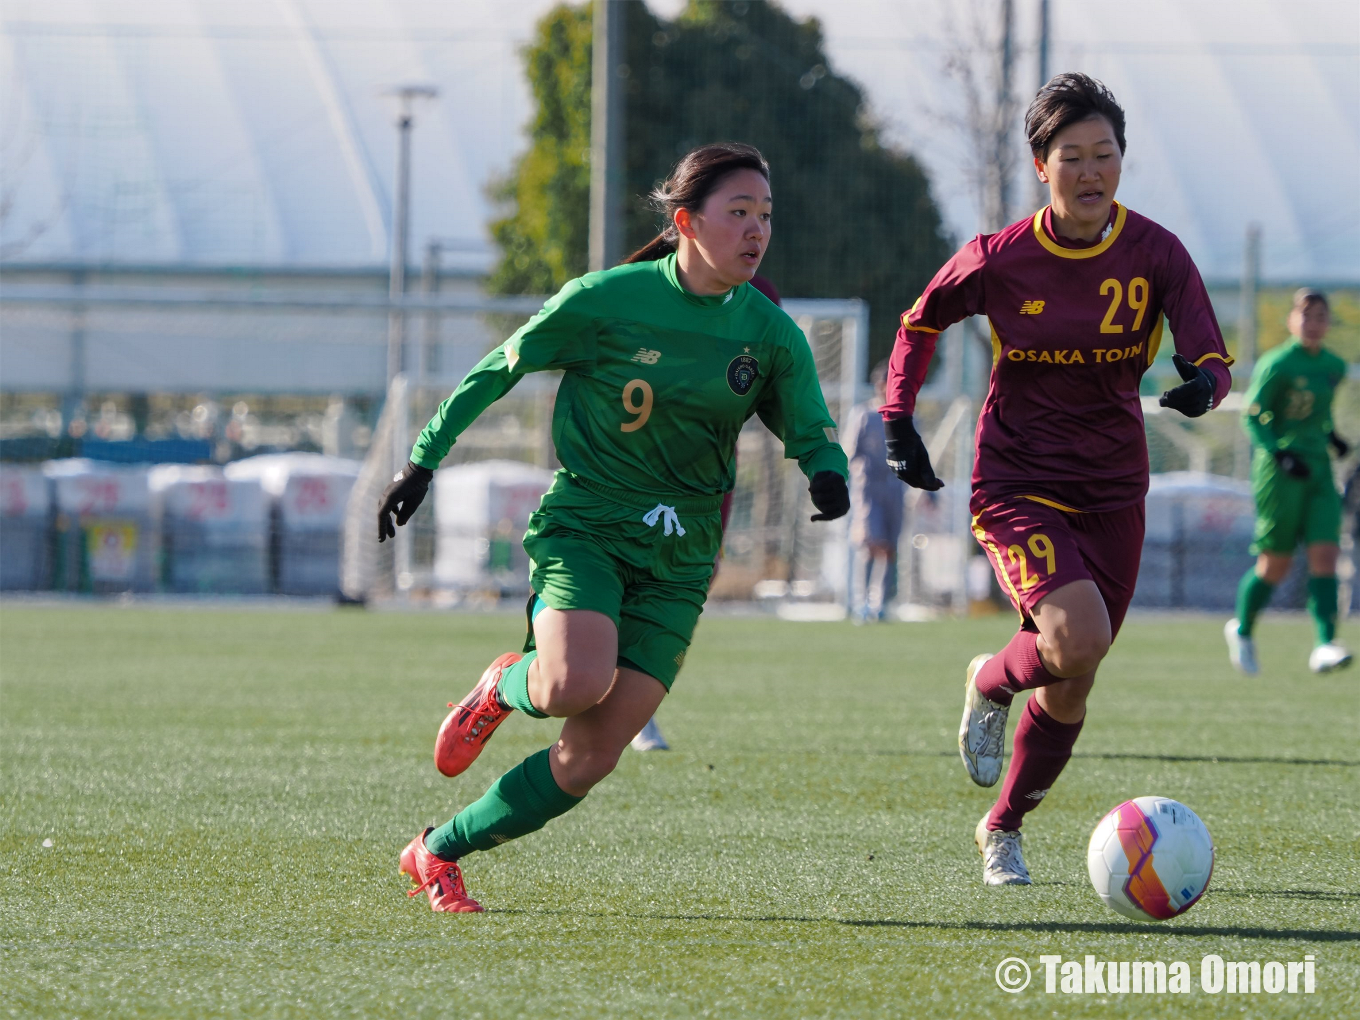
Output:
top-left (970, 495), bottom-right (1145, 638)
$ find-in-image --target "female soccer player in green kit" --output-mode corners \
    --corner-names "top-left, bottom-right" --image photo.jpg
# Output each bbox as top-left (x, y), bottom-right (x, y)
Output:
top-left (377, 143), bottom-right (850, 912)
top-left (1226, 289), bottom-right (1353, 675)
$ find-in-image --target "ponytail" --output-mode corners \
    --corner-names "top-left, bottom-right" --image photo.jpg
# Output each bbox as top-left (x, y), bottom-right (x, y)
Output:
top-left (619, 142), bottom-right (769, 264)
top-left (621, 231), bottom-right (677, 265)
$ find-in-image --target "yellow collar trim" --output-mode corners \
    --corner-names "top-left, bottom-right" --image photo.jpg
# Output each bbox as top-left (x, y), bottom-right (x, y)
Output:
top-left (1031, 202), bottom-right (1127, 259)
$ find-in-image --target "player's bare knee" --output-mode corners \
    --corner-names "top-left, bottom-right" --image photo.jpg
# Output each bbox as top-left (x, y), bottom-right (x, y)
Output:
top-left (1046, 633), bottom-right (1109, 677)
top-left (532, 662), bottom-right (612, 717)
top-left (556, 744), bottom-right (621, 791)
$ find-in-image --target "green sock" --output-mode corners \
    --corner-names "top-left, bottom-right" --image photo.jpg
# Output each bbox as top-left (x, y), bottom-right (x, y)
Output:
top-left (425, 748), bottom-right (583, 860)
top-left (1236, 570), bottom-right (1275, 637)
top-left (1306, 575), bottom-right (1338, 645)
top-left (496, 651), bottom-right (547, 718)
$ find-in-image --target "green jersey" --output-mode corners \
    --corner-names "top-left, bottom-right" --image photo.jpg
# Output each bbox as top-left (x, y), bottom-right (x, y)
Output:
top-left (1243, 338), bottom-right (1347, 459)
top-left (411, 254), bottom-right (848, 497)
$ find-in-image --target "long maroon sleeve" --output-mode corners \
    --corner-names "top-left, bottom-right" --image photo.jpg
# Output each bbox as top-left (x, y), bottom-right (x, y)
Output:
top-left (882, 238), bottom-right (986, 419)
top-left (1159, 237), bottom-right (1233, 406)
top-left (881, 325), bottom-right (939, 419)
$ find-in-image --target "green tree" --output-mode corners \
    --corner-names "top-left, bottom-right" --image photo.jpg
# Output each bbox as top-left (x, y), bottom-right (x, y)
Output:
top-left (487, 5), bottom-right (593, 294)
top-left (488, 1), bottom-right (950, 368)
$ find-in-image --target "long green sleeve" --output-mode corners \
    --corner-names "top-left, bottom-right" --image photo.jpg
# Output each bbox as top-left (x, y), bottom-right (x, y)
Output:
top-left (409, 344), bottom-right (521, 469)
top-left (756, 336), bottom-right (849, 480)
top-left (410, 280), bottom-right (598, 469)
top-left (1242, 352), bottom-right (1288, 454)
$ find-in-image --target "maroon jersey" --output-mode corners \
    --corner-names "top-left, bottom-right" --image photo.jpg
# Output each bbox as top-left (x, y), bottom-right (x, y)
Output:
top-left (884, 203), bottom-right (1232, 513)
top-left (750, 274), bottom-right (782, 305)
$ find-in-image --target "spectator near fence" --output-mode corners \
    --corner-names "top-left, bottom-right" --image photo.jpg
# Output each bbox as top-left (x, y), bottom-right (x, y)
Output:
top-left (844, 361), bottom-right (902, 622)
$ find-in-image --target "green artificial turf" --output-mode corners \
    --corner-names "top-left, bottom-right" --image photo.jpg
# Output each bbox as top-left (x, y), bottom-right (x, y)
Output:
top-left (1, 604), bottom-right (1357, 1018)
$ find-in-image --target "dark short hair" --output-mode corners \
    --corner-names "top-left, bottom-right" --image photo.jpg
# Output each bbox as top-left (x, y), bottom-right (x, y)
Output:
top-left (1025, 73), bottom-right (1127, 160)
top-left (1292, 287), bottom-right (1330, 311)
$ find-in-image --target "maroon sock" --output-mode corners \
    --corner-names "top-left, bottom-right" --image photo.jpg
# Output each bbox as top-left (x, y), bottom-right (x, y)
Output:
top-left (974, 629), bottom-right (1060, 706)
top-left (988, 697), bottom-right (1084, 832)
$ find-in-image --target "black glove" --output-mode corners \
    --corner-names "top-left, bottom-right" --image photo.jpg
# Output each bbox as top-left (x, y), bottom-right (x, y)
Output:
top-left (808, 471), bottom-right (850, 522)
top-left (378, 461), bottom-right (433, 542)
top-left (1158, 354), bottom-right (1215, 418)
top-left (1329, 431), bottom-right (1351, 458)
top-left (1274, 449), bottom-right (1311, 480)
top-left (884, 415), bottom-right (943, 490)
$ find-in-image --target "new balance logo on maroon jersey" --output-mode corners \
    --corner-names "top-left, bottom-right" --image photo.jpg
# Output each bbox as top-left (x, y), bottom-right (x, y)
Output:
top-left (1019, 300), bottom-right (1045, 315)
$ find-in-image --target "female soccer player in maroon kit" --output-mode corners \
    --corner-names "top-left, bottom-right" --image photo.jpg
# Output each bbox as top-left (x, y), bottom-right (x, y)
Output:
top-left (882, 73), bottom-right (1233, 886)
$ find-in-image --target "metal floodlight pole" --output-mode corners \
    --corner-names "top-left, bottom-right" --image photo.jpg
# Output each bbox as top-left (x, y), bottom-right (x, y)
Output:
top-left (1238, 223), bottom-right (1261, 379)
top-left (1033, 0), bottom-right (1051, 211)
top-left (589, 0), bottom-right (626, 272)
top-left (1037, 0), bottom-right (1050, 87)
top-left (1233, 223), bottom-right (1262, 478)
top-left (381, 84), bottom-right (435, 599)
top-left (996, 0), bottom-right (1015, 228)
top-left (420, 239), bottom-right (442, 391)
top-left (383, 85), bottom-right (437, 387)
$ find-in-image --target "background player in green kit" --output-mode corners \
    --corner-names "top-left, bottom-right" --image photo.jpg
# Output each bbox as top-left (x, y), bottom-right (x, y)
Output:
top-left (1227, 289), bottom-right (1354, 675)
top-left (376, 143), bottom-right (850, 912)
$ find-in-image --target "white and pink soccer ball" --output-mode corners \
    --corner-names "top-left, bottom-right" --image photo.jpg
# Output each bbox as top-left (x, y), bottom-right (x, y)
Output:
top-left (1087, 796), bottom-right (1214, 921)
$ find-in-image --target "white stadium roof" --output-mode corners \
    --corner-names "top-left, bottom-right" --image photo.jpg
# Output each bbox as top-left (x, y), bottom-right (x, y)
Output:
top-left (2, 0), bottom-right (1356, 282)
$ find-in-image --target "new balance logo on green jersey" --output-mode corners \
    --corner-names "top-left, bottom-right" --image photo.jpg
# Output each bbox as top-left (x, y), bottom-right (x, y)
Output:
top-left (631, 348), bottom-right (662, 365)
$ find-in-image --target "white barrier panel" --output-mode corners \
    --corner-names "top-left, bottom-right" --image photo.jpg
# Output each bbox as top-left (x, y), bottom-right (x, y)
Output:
top-left (1, 466), bottom-right (48, 518)
top-left (225, 453), bottom-right (360, 595)
top-left (150, 466), bottom-right (269, 594)
top-left (226, 453), bottom-right (359, 530)
top-left (43, 459), bottom-right (154, 592)
top-left (0, 465), bottom-right (51, 589)
top-left (1144, 472), bottom-right (1255, 542)
top-left (434, 460), bottom-right (555, 592)
top-left (1135, 472), bottom-right (1259, 611)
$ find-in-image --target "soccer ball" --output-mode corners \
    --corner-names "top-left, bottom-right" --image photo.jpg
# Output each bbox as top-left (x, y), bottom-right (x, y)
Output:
top-left (1086, 796), bottom-right (1214, 921)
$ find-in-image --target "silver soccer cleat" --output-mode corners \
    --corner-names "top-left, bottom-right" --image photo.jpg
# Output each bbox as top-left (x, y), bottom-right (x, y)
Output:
top-left (958, 653), bottom-right (1008, 787)
top-left (1224, 619), bottom-right (1259, 675)
top-left (1308, 641), bottom-right (1353, 674)
top-left (975, 814), bottom-right (1032, 886)
top-left (630, 716), bottom-right (670, 751)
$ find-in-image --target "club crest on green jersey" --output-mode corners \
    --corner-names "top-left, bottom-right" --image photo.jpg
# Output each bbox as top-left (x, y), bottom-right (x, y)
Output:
top-left (727, 355), bottom-right (759, 395)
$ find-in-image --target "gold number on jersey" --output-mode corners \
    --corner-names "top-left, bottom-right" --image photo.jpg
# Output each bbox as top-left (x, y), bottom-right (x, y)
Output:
top-left (1128, 277), bottom-right (1150, 331)
top-left (1099, 279), bottom-right (1125, 333)
top-left (1007, 533), bottom-right (1056, 590)
top-left (1007, 545), bottom-right (1037, 589)
top-left (1100, 276), bottom-right (1151, 333)
top-left (1027, 533), bottom-right (1057, 576)
top-left (620, 379), bottom-right (654, 432)
top-left (1284, 388), bottom-right (1315, 421)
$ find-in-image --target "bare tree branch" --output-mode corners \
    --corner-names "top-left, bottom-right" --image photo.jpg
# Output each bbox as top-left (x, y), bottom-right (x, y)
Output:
top-left (936, 0), bottom-right (1022, 233)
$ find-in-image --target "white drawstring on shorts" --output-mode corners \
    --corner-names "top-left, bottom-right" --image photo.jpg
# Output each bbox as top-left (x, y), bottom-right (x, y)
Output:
top-left (642, 503), bottom-right (686, 537)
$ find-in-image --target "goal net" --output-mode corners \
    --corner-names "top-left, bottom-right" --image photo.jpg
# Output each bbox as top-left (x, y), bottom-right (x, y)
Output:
top-left (341, 298), bottom-right (871, 611)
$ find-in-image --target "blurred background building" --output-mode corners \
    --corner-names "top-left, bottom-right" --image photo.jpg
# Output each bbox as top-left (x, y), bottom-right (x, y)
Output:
top-left (1, 0), bottom-right (1356, 610)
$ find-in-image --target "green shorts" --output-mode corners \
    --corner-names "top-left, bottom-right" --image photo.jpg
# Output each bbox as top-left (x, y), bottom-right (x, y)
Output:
top-left (1250, 449), bottom-right (1342, 554)
top-left (521, 471), bottom-right (725, 689)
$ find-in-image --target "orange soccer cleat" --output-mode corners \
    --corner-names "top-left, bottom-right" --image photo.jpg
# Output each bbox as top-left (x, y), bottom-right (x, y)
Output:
top-left (434, 652), bottom-right (522, 777)
top-left (400, 828), bottom-right (483, 913)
